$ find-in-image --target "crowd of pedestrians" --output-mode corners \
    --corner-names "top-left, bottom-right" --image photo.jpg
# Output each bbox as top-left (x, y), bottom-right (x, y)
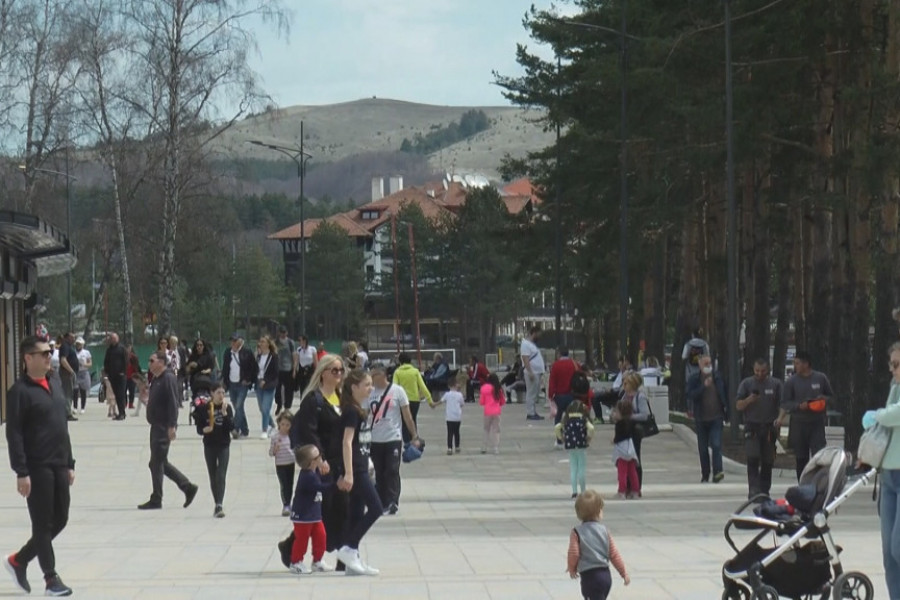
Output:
top-left (10, 321), bottom-right (900, 598)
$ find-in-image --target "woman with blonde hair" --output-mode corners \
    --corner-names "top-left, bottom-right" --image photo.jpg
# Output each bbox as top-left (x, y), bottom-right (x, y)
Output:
top-left (255, 336), bottom-right (279, 439)
top-left (621, 372), bottom-right (651, 494)
top-left (278, 354), bottom-right (349, 569)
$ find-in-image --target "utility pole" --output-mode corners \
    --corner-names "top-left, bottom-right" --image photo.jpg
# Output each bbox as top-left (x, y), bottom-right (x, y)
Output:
top-left (724, 0), bottom-right (740, 439)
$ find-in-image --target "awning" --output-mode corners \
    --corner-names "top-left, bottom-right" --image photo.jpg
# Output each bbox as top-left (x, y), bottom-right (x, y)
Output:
top-left (0, 211), bottom-right (77, 276)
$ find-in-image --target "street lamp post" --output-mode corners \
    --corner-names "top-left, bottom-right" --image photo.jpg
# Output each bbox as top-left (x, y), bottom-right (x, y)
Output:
top-left (407, 223), bottom-right (422, 369)
top-left (556, 10), bottom-right (639, 359)
top-left (248, 124), bottom-right (312, 334)
top-left (20, 158), bottom-right (77, 331)
top-left (724, 0), bottom-right (739, 438)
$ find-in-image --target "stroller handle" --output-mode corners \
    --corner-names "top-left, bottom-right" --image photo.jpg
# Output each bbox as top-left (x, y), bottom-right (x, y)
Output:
top-left (822, 467), bottom-right (878, 517)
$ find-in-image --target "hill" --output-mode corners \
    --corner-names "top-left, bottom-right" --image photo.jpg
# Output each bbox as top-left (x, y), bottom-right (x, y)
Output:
top-left (213, 98), bottom-right (554, 181)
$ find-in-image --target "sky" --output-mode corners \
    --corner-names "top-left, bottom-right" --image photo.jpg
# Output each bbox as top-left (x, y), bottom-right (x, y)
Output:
top-left (246, 0), bottom-right (576, 108)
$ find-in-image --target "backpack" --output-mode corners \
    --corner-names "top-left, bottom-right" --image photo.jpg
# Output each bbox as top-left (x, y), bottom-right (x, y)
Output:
top-left (564, 414), bottom-right (589, 449)
top-left (570, 370), bottom-right (590, 396)
top-left (688, 343), bottom-right (703, 367)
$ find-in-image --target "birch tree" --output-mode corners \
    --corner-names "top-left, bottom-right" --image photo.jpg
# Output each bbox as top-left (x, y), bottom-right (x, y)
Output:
top-left (126, 0), bottom-right (288, 334)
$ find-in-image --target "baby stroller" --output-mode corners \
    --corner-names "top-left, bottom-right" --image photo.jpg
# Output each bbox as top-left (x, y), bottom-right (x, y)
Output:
top-left (721, 447), bottom-right (876, 600)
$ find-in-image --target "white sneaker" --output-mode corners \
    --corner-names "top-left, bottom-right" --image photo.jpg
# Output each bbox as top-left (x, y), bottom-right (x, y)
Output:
top-left (311, 560), bottom-right (333, 572)
top-left (289, 561), bottom-right (311, 574)
top-left (335, 546), bottom-right (363, 573)
top-left (79, 409), bottom-right (85, 414)
top-left (359, 561), bottom-right (379, 576)
top-left (281, 506), bottom-right (291, 517)
top-left (260, 432), bottom-right (269, 440)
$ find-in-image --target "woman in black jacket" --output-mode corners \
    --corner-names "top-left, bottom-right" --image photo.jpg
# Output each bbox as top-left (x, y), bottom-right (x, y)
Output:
top-left (192, 382), bottom-right (233, 518)
top-left (186, 339), bottom-right (217, 397)
top-left (278, 353), bottom-right (348, 569)
top-left (255, 336), bottom-right (279, 439)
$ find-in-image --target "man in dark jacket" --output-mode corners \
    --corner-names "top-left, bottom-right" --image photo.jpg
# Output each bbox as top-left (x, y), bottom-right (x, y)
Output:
top-left (4, 336), bottom-right (75, 596)
top-left (103, 332), bottom-right (129, 420)
top-left (221, 333), bottom-right (257, 439)
top-left (137, 351), bottom-right (198, 510)
top-left (686, 355), bottom-right (729, 483)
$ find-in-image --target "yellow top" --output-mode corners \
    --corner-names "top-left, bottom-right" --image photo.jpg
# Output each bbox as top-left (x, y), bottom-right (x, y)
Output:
top-left (392, 364), bottom-right (433, 405)
top-left (326, 391), bottom-right (339, 407)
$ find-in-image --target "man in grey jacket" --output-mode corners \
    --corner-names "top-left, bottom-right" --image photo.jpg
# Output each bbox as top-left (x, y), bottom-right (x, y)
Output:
top-left (138, 351), bottom-right (198, 510)
top-left (736, 359), bottom-right (783, 499)
top-left (777, 350), bottom-right (832, 480)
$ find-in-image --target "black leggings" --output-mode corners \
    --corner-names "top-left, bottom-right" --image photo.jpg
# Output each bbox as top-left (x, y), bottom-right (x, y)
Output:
top-left (16, 466), bottom-right (70, 576)
top-left (204, 445), bottom-right (230, 506)
top-left (402, 402), bottom-right (421, 444)
top-left (580, 567), bottom-right (613, 600)
top-left (446, 421), bottom-right (461, 449)
top-left (275, 464), bottom-right (295, 507)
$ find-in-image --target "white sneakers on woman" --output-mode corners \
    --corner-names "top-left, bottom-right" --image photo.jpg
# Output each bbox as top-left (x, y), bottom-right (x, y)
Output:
top-left (335, 546), bottom-right (379, 576)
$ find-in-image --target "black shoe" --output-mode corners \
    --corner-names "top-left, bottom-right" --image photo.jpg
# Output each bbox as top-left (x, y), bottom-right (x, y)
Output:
top-left (67, 415), bottom-right (78, 422)
top-left (388, 503), bottom-right (398, 515)
top-left (526, 414), bottom-right (544, 420)
top-left (183, 483), bottom-right (199, 508)
top-left (700, 476), bottom-right (709, 483)
top-left (571, 493), bottom-right (577, 499)
top-left (114, 414), bottom-right (126, 421)
top-left (44, 574), bottom-right (72, 596)
top-left (137, 500), bottom-right (162, 510)
top-left (277, 538), bottom-right (291, 568)
top-left (4, 554), bottom-right (30, 593)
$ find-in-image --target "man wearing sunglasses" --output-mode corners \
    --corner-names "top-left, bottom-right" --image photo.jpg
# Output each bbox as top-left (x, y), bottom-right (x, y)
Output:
top-left (4, 336), bottom-right (76, 596)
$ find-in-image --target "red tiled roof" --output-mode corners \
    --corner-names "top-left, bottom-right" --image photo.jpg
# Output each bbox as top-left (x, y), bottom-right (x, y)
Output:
top-left (502, 177), bottom-right (543, 205)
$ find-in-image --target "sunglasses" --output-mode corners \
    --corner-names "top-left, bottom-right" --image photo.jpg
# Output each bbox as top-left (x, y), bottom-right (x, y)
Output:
top-left (329, 367), bottom-right (345, 376)
top-left (28, 350), bottom-right (52, 358)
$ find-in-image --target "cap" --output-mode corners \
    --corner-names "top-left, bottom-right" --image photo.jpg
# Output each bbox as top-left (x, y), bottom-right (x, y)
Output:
top-left (49, 340), bottom-right (57, 346)
top-left (230, 333), bottom-right (242, 341)
top-left (75, 337), bottom-right (85, 345)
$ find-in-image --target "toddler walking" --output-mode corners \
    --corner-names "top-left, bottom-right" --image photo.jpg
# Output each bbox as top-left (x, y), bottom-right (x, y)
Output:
top-left (479, 373), bottom-right (505, 454)
top-left (289, 444), bottom-right (334, 574)
top-left (555, 400), bottom-right (594, 498)
top-left (612, 399), bottom-right (640, 499)
top-left (269, 411), bottom-right (295, 516)
top-left (567, 490), bottom-right (630, 600)
top-left (440, 374), bottom-right (466, 454)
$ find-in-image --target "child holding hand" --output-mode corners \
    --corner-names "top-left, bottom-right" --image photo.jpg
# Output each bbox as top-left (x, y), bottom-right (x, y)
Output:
top-left (289, 444), bottom-right (334, 574)
top-left (567, 490), bottom-right (630, 600)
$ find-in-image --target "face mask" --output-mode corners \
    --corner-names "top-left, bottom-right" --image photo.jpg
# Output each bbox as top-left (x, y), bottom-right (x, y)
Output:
top-left (701, 366), bottom-right (713, 375)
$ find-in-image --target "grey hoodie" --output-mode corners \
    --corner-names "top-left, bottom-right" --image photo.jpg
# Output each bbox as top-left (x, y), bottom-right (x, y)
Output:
top-left (682, 337), bottom-right (710, 382)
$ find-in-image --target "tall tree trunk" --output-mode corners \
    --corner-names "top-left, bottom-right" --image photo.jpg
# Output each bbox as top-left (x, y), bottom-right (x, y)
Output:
top-left (110, 164), bottom-right (133, 339)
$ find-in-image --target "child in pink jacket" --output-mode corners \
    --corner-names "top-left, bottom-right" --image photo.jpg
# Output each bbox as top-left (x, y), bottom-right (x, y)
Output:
top-left (480, 373), bottom-right (506, 454)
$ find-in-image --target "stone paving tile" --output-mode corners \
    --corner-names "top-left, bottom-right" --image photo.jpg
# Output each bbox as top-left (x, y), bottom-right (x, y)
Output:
top-left (0, 400), bottom-right (890, 598)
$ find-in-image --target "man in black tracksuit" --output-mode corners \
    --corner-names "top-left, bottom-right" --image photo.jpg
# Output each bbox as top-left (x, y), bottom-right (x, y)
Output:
top-left (137, 351), bottom-right (198, 510)
top-left (4, 336), bottom-right (75, 596)
top-left (103, 332), bottom-right (129, 420)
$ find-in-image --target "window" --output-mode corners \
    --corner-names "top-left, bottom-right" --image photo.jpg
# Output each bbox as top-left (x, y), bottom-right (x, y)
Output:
top-left (360, 210), bottom-right (381, 220)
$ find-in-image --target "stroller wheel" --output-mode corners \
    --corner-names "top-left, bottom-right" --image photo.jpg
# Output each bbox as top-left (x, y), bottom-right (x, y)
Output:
top-left (721, 587), bottom-right (752, 600)
top-left (751, 585), bottom-right (779, 600)
top-left (831, 572), bottom-right (874, 600)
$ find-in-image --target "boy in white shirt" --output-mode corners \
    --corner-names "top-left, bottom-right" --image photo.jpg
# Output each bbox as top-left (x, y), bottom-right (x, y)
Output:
top-left (440, 375), bottom-right (466, 454)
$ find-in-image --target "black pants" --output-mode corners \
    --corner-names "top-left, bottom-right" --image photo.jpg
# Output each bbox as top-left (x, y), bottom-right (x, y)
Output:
top-left (345, 467), bottom-right (383, 549)
top-left (275, 370), bottom-right (294, 412)
top-left (126, 379), bottom-right (136, 408)
top-left (370, 441), bottom-right (402, 508)
top-left (275, 464), bottom-right (295, 507)
top-left (203, 445), bottom-right (230, 506)
top-left (790, 417), bottom-right (826, 480)
top-left (149, 429), bottom-right (191, 504)
top-left (633, 435), bottom-right (643, 490)
top-left (745, 423), bottom-right (776, 496)
top-left (580, 566), bottom-right (613, 600)
top-left (109, 374), bottom-right (127, 418)
top-left (323, 484), bottom-right (348, 552)
top-left (446, 421), bottom-right (461, 449)
top-left (402, 402), bottom-right (421, 444)
top-left (554, 394), bottom-right (574, 426)
top-left (16, 466), bottom-right (70, 577)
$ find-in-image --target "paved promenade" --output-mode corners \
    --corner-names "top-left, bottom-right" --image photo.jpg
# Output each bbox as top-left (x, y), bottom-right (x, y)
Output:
top-left (0, 400), bottom-right (888, 599)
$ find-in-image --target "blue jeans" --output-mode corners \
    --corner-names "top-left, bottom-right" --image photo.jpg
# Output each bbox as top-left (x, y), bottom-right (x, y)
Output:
top-left (344, 468), bottom-right (383, 550)
top-left (696, 418), bottom-right (724, 479)
top-left (881, 469), bottom-right (900, 598)
top-left (257, 387), bottom-right (275, 432)
top-left (569, 448), bottom-right (586, 494)
top-left (228, 384), bottom-right (249, 436)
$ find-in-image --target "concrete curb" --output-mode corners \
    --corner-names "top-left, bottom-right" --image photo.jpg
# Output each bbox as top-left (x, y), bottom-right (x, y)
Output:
top-left (671, 423), bottom-right (796, 480)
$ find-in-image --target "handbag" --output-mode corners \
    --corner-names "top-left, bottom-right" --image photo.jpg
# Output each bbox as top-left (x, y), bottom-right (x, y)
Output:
top-left (637, 394), bottom-right (660, 438)
top-left (858, 423), bottom-right (893, 469)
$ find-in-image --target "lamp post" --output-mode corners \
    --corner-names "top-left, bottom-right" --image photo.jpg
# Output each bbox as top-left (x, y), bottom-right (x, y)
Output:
top-left (407, 222), bottom-right (422, 369)
top-left (20, 156), bottom-right (77, 331)
top-left (248, 123), bottom-right (312, 334)
top-left (724, 0), bottom-right (739, 438)
top-left (557, 9), bottom-right (639, 359)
